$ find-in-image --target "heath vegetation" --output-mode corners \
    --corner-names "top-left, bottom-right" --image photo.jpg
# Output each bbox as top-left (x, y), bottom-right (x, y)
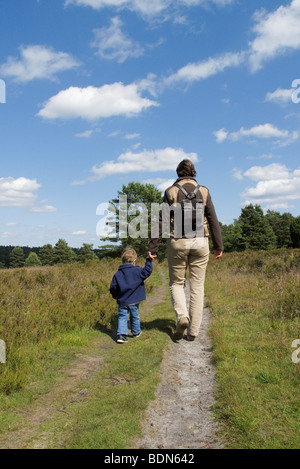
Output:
top-left (0, 258), bottom-right (156, 394)
top-left (206, 249), bottom-right (300, 449)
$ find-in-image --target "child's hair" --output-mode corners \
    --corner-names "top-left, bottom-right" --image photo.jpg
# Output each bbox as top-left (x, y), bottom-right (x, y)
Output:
top-left (121, 248), bottom-right (137, 264)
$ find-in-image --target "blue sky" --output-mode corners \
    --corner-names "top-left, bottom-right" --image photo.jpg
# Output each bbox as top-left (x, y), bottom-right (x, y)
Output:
top-left (1, 0), bottom-right (300, 248)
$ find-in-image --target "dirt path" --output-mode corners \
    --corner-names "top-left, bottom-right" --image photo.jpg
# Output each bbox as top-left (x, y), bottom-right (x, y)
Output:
top-left (133, 281), bottom-right (223, 450)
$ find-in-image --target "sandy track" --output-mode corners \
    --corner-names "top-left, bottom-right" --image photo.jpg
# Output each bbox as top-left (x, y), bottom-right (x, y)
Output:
top-left (133, 282), bottom-right (223, 450)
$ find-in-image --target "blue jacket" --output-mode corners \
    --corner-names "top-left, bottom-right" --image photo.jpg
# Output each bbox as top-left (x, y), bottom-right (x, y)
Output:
top-left (109, 259), bottom-right (153, 307)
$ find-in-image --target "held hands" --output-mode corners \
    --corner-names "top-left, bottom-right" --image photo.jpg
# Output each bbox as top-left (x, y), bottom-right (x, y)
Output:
top-left (148, 251), bottom-right (157, 260)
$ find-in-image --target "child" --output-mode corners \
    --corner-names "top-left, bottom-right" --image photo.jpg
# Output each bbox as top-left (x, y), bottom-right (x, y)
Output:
top-left (109, 248), bottom-right (153, 344)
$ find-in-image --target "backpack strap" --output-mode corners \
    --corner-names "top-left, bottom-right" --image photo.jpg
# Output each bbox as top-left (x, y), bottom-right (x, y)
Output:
top-left (174, 183), bottom-right (203, 201)
top-left (174, 183), bottom-right (189, 198)
top-left (191, 184), bottom-right (202, 200)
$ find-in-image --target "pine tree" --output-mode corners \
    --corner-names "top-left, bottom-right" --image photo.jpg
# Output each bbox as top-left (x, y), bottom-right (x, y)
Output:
top-left (10, 247), bottom-right (25, 268)
top-left (291, 217), bottom-right (300, 248)
top-left (25, 252), bottom-right (42, 267)
top-left (265, 210), bottom-right (293, 248)
top-left (39, 244), bottom-right (54, 265)
top-left (103, 182), bottom-right (165, 259)
top-left (238, 204), bottom-right (277, 251)
top-left (78, 243), bottom-right (97, 263)
top-left (54, 239), bottom-right (76, 264)
top-left (221, 222), bottom-right (246, 252)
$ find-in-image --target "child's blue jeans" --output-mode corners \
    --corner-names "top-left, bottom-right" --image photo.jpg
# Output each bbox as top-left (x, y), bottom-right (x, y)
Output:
top-left (117, 304), bottom-right (141, 336)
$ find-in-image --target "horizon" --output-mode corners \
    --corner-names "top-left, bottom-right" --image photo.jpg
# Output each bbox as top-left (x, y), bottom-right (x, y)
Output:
top-left (0, 199), bottom-right (298, 251)
top-left (1, 0), bottom-right (300, 248)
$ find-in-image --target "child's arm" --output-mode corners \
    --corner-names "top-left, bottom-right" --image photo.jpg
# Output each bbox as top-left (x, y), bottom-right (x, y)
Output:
top-left (140, 258), bottom-right (153, 280)
top-left (109, 275), bottom-right (120, 299)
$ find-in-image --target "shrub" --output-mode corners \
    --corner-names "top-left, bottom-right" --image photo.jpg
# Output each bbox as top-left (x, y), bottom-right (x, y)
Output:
top-left (275, 277), bottom-right (300, 320)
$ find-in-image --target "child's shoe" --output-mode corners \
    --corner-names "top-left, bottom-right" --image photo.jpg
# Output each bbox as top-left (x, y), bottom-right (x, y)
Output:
top-left (132, 331), bottom-right (142, 338)
top-left (117, 335), bottom-right (128, 344)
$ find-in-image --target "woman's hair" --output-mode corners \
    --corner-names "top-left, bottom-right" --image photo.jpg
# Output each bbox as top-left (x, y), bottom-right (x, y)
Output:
top-left (176, 159), bottom-right (197, 178)
top-left (121, 248), bottom-right (137, 264)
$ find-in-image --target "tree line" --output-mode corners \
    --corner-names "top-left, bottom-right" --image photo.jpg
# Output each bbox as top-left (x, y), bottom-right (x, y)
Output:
top-left (221, 204), bottom-right (300, 252)
top-left (0, 239), bottom-right (101, 269)
top-left (103, 183), bottom-right (300, 257)
top-left (1, 182), bottom-right (300, 268)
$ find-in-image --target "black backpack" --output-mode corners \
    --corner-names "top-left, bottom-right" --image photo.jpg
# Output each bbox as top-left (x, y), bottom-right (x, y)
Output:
top-left (174, 183), bottom-right (205, 238)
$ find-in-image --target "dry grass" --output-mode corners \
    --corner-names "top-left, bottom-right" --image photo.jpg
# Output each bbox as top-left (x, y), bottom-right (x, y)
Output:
top-left (0, 258), bottom-right (155, 394)
top-left (206, 249), bottom-right (300, 449)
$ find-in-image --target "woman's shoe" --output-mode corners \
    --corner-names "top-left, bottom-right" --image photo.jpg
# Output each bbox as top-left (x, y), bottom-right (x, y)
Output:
top-left (173, 317), bottom-right (189, 341)
top-left (186, 334), bottom-right (196, 342)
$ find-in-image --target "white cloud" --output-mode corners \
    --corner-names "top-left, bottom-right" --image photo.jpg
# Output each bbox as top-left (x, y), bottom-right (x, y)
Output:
top-left (214, 128), bottom-right (228, 143)
top-left (142, 177), bottom-right (176, 192)
top-left (213, 0), bottom-right (234, 4)
top-left (135, 74), bottom-right (158, 98)
top-left (180, 0), bottom-right (234, 4)
top-left (30, 205), bottom-right (57, 213)
top-left (231, 124), bottom-right (296, 141)
top-left (0, 232), bottom-right (14, 240)
top-left (0, 177), bottom-right (41, 207)
top-left (244, 163), bottom-right (291, 182)
top-left (241, 163), bottom-right (300, 209)
top-left (131, 142), bottom-right (142, 150)
top-left (65, 0), bottom-right (170, 17)
top-left (165, 52), bottom-right (244, 85)
top-left (75, 130), bottom-right (94, 138)
top-left (215, 123), bottom-right (299, 146)
top-left (72, 231), bottom-right (87, 235)
top-left (265, 88), bottom-right (293, 105)
top-left (231, 168), bottom-right (243, 181)
top-left (91, 17), bottom-right (144, 63)
top-left (246, 153), bottom-right (274, 161)
top-left (65, 0), bottom-right (235, 17)
top-left (0, 45), bottom-right (80, 83)
top-left (249, 0), bottom-right (300, 72)
top-left (124, 133), bottom-right (140, 139)
top-left (108, 130), bottom-right (122, 138)
top-left (0, 177), bottom-right (56, 212)
top-left (38, 82), bottom-right (159, 121)
top-left (157, 179), bottom-right (176, 192)
top-left (73, 147), bottom-right (198, 184)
